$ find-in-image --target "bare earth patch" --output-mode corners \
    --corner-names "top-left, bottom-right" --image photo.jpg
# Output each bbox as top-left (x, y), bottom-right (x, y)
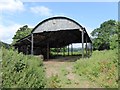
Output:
top-left (43, 56), bottom-right (100, 88)
top-left (43, 61), bottom-right (64, 78)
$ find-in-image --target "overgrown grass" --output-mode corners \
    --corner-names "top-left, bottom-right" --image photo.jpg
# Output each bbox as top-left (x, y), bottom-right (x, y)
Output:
top-left (46, 74), bottom-right (61, 88)
top-left (74, 49), bottom-right (118, 88)
top-left (3, 47), bottom-right (117, 88)
top-left (2, 47), bottom-right (46, 88)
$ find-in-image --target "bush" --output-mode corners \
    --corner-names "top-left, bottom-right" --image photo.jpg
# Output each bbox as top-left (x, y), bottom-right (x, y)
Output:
top-left (2, 47), bottom-right (46, 88)
top-left (74, 50), bottom-right (118, 88)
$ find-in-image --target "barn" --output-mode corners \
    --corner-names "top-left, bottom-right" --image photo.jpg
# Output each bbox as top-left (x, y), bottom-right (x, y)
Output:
top-left (14, 16), bottom-right (92, 59)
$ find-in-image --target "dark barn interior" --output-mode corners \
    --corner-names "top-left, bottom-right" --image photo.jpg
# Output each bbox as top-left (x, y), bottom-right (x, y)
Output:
top-left (14, 16), bottom-right (92, 59)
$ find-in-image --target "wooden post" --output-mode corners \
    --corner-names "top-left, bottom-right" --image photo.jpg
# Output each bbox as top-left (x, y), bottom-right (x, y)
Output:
top-left (82, 29), bottom-right (84, 58)
top-left (60, 48), bottom-right (61, 55)
top-left (47, 43), bottom-right (49, 59)
top-left (63, 47), bottom-right (65, 56)
top-left (31, 34), bottom-right (33, 55)
top-left (26, 45), bottom-right (28, 55)
top-left (57, 48), bottom-right (58, 56)
top-left (71, 44), bottom-right (73, 55)
top-left (90, 43), bottom-right (92, 56)
top-left (86, 37), bottom-right (87, 57)
top-left (62, 48), bottom-right (64, 56)
top-left (68, 45), bottom-right (69, 56)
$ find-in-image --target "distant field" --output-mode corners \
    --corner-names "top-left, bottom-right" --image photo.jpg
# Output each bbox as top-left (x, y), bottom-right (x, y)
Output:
top-left (50, 50), bottom-right (91, 57)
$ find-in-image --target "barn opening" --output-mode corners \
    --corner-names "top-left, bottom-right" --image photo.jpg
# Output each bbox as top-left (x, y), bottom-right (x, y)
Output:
top-left (14, 16), bottom-right (92, 59)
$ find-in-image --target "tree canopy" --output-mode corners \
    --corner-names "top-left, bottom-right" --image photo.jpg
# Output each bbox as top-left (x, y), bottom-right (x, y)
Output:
top-left (91, 20), bottom-right (118, 50)
top-left (12, 25), bottom-right (32, 44)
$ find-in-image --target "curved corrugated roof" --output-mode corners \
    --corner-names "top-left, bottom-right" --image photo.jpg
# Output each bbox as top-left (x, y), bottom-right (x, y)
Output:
top-left (14, 16), bottom-right (92, 48)
top-left (31, 16), bottom-right (84, 33)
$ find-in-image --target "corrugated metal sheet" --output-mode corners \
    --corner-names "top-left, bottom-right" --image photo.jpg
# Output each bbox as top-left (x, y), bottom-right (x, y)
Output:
top-left (33, 18), bottom-right (81, 33)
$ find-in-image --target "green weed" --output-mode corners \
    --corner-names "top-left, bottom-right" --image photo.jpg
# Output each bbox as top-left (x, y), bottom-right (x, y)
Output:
top-left (2, 47), bottom-right (46, 88)
top-left (74, 50), bottom-right (118, 88)
top-left (47, 74), bottom-right (61, 88)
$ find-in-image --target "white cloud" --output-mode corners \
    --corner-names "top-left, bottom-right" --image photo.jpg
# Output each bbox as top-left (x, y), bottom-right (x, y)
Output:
top-left (30, 6), bottom-right (52, 16)
top-left (0, 23), bottom-right (34, 44)
top-left (0, 24), bottom-right (22, 44)
top-left (0, 0), bottom-right (25, 12)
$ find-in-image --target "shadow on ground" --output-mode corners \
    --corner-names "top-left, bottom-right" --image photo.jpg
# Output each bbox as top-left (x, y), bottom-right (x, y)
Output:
top-left (44, 55), bottom-right (81, 62)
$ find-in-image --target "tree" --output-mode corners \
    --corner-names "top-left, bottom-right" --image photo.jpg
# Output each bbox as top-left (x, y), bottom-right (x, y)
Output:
top-left (0, 41), bottom-right (11, 49)
top-left (91, 20), bottom-right (118, 50)
top-left (12, 25), bottom-right (32, 44)
top-left (110, 34), bottom-right (118, 50)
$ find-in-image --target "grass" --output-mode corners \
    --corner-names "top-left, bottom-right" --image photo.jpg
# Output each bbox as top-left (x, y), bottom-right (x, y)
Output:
top-left (1, 46), bottom-right (118, 88)
top-left (50, 51), bottom-right (82, 56)
top-left (74, 49), bottom-right (118, 88)
top-left (2, 47), bottom-right (46, 88)
top-left (44, 59), bottom-right (98, 88)
top-left (45, 49), bottom-right (118, 88)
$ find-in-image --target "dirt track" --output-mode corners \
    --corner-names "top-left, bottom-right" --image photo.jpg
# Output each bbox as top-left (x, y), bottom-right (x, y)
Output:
top-left (43, 56), bottom-right (99, 88)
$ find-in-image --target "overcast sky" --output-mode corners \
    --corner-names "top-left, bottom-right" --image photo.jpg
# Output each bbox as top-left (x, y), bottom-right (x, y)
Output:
top-left (0, 0), bottom-right (118, 47)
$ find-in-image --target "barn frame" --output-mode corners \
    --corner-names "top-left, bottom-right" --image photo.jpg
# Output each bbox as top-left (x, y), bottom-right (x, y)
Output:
top-left (14, 16), bottom-right (92, 59)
